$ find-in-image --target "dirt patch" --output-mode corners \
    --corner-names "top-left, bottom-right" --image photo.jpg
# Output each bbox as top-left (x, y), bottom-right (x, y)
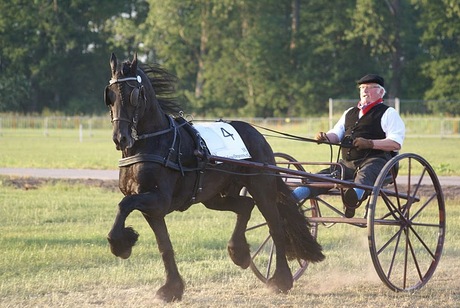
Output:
top-left (408, 185), bottom-right (459, 200)
top-left (1, 176), bottom-right (119, 192)
top-left (0, 176), bottom-right (460, 200)
top-left (443, 186), bottom-right (460, 200)
top-left (1, 175), bottom-right (458, 199)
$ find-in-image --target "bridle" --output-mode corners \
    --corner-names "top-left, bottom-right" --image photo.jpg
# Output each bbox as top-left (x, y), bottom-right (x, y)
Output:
top-left (105, 75), bottom-right (184, 142)
top-left (106, 75), bottom-right (150, 140)
top-left (107, 75), bottom-right (193, 176)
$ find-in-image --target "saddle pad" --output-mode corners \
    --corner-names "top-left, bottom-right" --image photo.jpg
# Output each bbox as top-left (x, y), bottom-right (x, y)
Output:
top-left (194, 122), bottom-right (251, 160)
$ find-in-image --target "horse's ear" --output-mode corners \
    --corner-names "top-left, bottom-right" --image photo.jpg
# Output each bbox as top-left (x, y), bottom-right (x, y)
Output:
top-left (131, 52), bottom-right (138, 75)
top-left (110, 53), bottom-right (118, 75)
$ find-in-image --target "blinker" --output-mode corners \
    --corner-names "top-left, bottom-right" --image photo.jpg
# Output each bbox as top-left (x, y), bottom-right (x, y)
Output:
top-left (130, 87), bottom-right (140, 107)
top-left (104, 86), bottom-right (111, 106)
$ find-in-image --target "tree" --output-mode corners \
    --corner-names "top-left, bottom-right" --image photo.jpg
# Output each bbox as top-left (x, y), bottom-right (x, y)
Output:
top-left (0, 0), bottom-right (146, 114)
top-left (346, 0), bottom-right (418, 99)
top-left (412, 0), bottom-right (460, 115)
top-left (0, 0), bottom-right (41, 112)
top-left (292, 0), bottom-right (367, 114)
top-left (1, 0), bottom-right (459, 116)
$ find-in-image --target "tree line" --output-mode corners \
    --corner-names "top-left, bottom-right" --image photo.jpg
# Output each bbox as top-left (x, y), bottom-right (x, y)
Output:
top-left (1, 0), bottom-right (459, 116)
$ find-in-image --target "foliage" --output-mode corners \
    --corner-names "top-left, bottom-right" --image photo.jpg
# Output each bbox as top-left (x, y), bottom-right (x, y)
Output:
top-left (0, 0), bottom-right (141, 114)
top-left (1, 0), bottom-right (460, 115)
top-left (412, 0), bottom-right (460, 115)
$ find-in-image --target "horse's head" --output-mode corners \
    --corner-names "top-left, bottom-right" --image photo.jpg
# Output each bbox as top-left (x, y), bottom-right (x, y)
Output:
top-left (105, 53), bottom-right (146, 151)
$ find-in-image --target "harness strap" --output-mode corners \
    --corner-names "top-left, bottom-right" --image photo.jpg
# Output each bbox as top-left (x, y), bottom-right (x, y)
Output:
top-left (118, 153), bottom-right (201, 171)
top-left (181, 120), bottom-right (210, 203)
top-left (109, 76), bottom-right (140, 85)
top-left (136, 115), bottom-right (174, 140)
top-left (118, 117), bottom-right (211, 205)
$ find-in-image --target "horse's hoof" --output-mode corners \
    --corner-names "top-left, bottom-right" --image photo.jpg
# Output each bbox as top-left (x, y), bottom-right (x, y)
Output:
top-left (155, 290), bottom-right (182, 303)
top-left (117, 247), bottom-right (132, 259)
top-left (107, 237), bottom-right (133, 259)
top-left (155, 281), bottom-right (185, 302)
top-left (227, 242), bottom-right (251, 269)
top-left (267, 276), bottom-right (293, 294)
top-left (107, 227), bottom-right (139, 259)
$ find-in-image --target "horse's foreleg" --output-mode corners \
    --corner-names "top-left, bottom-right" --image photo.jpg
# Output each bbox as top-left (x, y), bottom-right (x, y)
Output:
top-left (143, 214), bottom-right (184, 302)
top-left (107, 191), bottom-right (184, 302)
top-left (107, 196), bottom-right (139, 259)
top-left (203, 194), bottom-right (255, 269)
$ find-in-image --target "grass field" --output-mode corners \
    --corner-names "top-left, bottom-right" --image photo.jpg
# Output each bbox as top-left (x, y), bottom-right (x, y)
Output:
top-left (1, 127), bottom-right (459, 175)
top-left (0, 179), bottom-right (458, 307)
top-left (1, 125), bottom-right (459, 307)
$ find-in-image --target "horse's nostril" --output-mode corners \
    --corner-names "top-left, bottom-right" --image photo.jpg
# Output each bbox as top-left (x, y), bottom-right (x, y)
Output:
top-left (112, 133), bottom-right (132, 150)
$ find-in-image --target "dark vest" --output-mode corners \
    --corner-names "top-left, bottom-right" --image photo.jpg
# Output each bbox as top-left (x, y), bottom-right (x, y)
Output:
top-left (341, 103), bottom-right (389, 161)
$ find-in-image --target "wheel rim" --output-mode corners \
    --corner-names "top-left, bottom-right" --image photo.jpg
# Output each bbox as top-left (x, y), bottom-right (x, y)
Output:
top-left (368, 153), bottom-right (446, 291)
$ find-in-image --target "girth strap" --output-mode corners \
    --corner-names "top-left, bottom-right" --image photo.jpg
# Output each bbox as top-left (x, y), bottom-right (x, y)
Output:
top-left (181, 120), bottom-right (210, 203)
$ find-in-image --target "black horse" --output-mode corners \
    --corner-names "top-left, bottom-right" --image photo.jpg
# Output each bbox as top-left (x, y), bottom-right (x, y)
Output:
top-left (105, 53), bottom-right (324, 302)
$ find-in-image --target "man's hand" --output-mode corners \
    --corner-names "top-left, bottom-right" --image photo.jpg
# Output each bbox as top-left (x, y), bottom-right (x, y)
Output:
top-left (353, 137), bottom-right (374, 150)
top-left (315, 132), bottom-right (328, 143)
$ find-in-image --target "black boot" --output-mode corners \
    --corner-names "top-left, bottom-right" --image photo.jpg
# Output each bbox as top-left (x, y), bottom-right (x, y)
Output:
top-left (343, 188), bottom-right (359, 218)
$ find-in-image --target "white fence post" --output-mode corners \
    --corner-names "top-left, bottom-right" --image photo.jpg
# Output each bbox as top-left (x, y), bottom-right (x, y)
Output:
top-left (44, 117), bottom-right (49, 136)
top-left (328, 98), bottom-right (333, 130)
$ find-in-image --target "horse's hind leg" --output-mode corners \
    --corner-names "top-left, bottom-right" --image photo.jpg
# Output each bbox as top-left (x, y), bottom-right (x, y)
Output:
top-left (248, 181), bottom-right (293, 293)
top-left (203, 194), bottom-right (255, 269)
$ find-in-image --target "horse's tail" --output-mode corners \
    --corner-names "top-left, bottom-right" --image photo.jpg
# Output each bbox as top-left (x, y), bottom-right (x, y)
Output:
top-left (276, 177), bottom-right (325, 263)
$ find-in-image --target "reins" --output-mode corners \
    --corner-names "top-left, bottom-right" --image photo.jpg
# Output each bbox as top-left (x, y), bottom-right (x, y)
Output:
top-left (249, 122), bottom-right (353, 166)
top-left (249, 123), bottom-right (352, 148)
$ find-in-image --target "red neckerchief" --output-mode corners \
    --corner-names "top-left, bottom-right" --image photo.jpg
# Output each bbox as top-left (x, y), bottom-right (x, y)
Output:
top-left (358, 98), bottom-right (383, 116)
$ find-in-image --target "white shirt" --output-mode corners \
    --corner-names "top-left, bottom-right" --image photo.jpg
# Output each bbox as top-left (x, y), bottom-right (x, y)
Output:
top-left (328, 106), bottom-right (405, 147)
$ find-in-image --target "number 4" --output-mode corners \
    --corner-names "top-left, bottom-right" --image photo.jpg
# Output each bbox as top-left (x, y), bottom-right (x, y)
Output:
top-left (220, 127), bottom-right (235, 140)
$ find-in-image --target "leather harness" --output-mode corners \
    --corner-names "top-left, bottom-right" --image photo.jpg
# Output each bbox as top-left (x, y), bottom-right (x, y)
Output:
top-left (118, 116), bottom-right (210, 204)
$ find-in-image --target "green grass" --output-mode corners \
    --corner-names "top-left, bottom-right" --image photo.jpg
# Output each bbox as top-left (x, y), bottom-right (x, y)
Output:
top-left (0, 128), bottom-right (119, 169)
top-left (0, 180), bottom-right (458, 307)
top-left (1, 127), bottom-right (459, 175)
top-left (0, 122), bottom-right (458, 306)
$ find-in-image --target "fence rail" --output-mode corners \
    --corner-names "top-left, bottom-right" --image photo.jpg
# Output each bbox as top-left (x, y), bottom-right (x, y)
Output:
top-left (0, 115), bottom-right (459, 138)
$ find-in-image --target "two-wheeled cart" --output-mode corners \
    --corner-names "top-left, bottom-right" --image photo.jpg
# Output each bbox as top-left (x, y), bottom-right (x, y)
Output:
top-left (210, 151), bottom-right (446, 292)
top-left (249, 152), bottom-right (446, 292)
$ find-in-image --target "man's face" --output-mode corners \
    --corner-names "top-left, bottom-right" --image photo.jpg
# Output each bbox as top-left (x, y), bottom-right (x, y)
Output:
top-left (359, 83), bottom-right (384, 104)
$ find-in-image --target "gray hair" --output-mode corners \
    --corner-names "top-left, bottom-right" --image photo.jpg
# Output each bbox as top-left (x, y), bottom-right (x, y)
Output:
top-left (378, 84), bottom-right (386, 97)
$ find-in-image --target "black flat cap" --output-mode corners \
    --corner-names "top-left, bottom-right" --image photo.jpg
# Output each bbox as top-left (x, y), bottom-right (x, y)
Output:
top-left (357, 74), bottom-right (384, 87)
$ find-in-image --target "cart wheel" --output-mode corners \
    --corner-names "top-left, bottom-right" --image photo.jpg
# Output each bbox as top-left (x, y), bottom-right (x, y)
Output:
top-left (246, 152), bottom-right (319, 283)
top-left (368, 153), bottom-right (446, 291)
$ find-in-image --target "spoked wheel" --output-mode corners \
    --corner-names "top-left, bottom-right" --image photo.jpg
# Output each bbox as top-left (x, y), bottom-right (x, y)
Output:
top-left (368, 153), bottom-right (446, 291)
top-left (246, 152), bottom-right (319, 283)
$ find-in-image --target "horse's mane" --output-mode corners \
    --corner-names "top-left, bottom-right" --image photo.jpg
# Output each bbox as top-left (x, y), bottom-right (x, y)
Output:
top-left (138, 63), bottom-right (183, 116)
